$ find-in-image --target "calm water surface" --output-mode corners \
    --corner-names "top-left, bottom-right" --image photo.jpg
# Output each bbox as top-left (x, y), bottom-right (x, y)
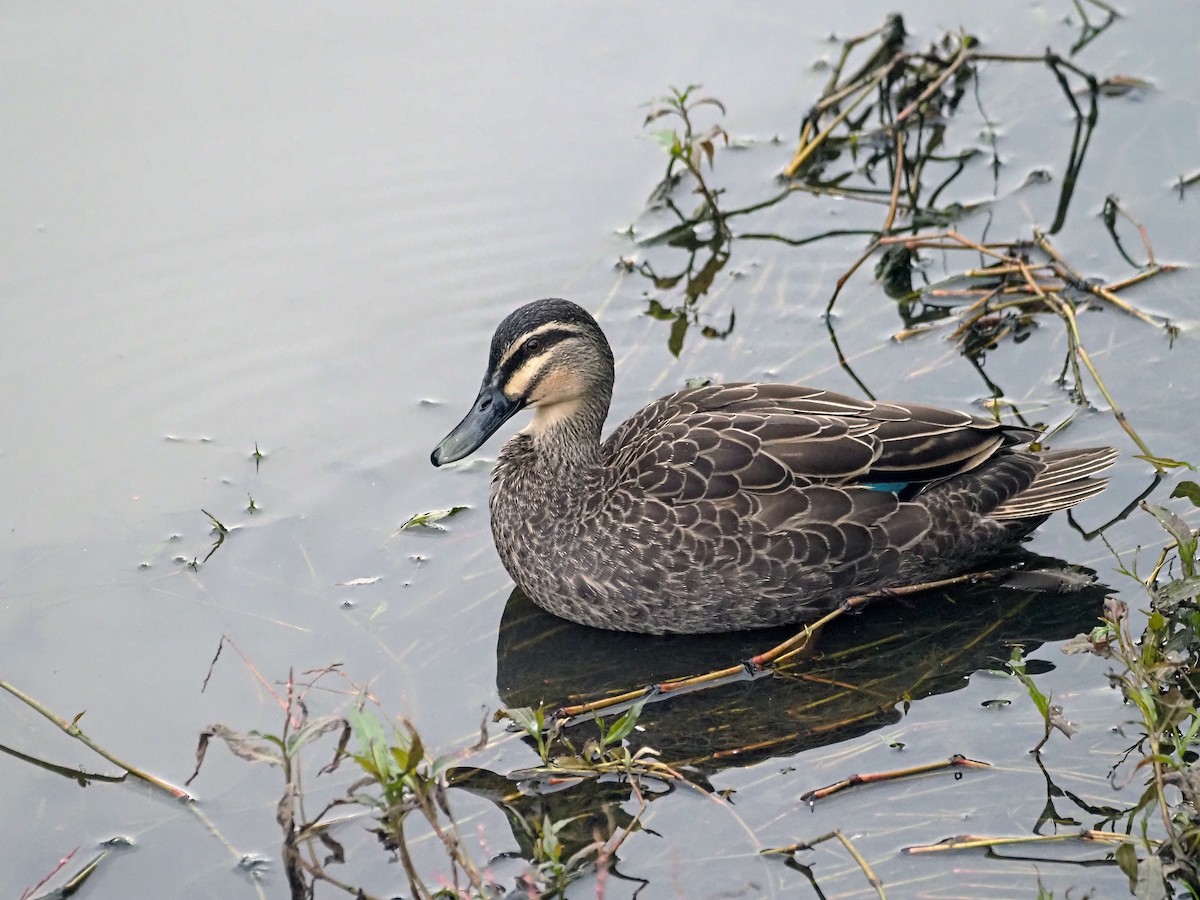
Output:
top-left (2, 2), bottom-right (1197, 897)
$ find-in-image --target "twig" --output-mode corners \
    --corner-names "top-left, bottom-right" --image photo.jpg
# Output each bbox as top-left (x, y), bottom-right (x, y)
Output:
top-left (881, 129), bottom-right (906, 233)
top-left (801, 754), bottom-right (991, 802)
top-left (946, 285), bottom-right (1005, 341)
top-left (18, 848), bottom-right (77, 900)
top-left (825, 242), bottom-right (880, 316)
top-left (1033, 229), bottom-right (1167, 329)
top-left (1016, 258), bottom-right (1161, 468)
top-left (1103, 263), bottom-right (1180, 296)
top-left (784, 56), bottom-right (901, 179)
top-left (902, 829), bottom-right (1150, 854)
top-left (894, 38), bottom-right (971, 125)
top-left (821, 15), bottom-right (903, 99)
top-left (0, 679), bottom-right (193, 801)
top-left (296, 855), bottom-right (387, 900)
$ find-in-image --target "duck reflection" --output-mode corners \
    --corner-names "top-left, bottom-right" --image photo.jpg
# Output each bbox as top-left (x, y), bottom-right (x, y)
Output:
top-left (449, 556), bottom-right (1106, 874)
top-left (494, 555), bottom-right (1103, 764)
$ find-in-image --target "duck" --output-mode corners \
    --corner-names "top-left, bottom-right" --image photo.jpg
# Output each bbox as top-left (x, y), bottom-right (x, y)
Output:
top-left (431, 298), bottom-right (1117, 635)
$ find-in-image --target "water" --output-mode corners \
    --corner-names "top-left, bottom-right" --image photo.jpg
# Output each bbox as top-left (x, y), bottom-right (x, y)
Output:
top-left (2, 2), bottom-right (1197, 897)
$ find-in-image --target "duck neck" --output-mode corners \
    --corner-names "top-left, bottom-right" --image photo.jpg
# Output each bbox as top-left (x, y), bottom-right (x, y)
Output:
top-left (525, 391), bottom-right (609, 474)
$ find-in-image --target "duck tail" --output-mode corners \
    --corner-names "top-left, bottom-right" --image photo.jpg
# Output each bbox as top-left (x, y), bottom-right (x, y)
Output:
top-left (990, 447), bottom-right (1118, 520)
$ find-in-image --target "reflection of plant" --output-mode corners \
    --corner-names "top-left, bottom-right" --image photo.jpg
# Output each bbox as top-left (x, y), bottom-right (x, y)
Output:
top-left (1008, 647), bottom-right (1077, 754)
top-left (645, 295), bottom-right (734, 358)
top-left (490, 699), bottom-right (666, 895)
top-left (518, 813), bottom-right (598, 897)
top-left (499, 697), bottom-right (677, 786)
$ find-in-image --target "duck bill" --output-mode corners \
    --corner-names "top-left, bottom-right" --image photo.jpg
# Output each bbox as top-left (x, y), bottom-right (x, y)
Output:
top-left (431, 381), bottom-right (521, 466)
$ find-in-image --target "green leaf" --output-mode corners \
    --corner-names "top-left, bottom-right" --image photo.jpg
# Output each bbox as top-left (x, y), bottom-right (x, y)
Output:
top-left (205, 724), bottom-right (285, 767)
top-left (500, 706), bottom-right (542, 737)
top-left (285, 715), bottom-right (344, 757)
top-left (1152, 578), bottom-right (1200, 607)
top-left (700, 309), bottom-right (736, 340)
top-left (1170, 480), bottom-right (1200, 507)
top-left (1114, 841), bottom-right (1138, 892)
top-left (348, 705), bottom-right (395, 780)
top-left (875, 245), bottom-right (915, 298)
top-left (602, 697), bottom-right (647, 748)
top-left (400, 506), bottom-right (469, 530)
top-left (645, 298), bottom-right (675, 321)
top-left (1135, 454), bottom-right (1197, 471)
top-left (548, 755), bottom-right (593, 772)
top-left (390, 745), bottom-right (410, 775)
top-left (668, 314), bottom-right (689, 358)
top-left (1008, 648), bottom-right (1050, 717)
top-left (407, 729), bottom-right (424, 774)
top-left (1142, 503), bottom-right (1195, 555)
top-left (649, 127), bottom-right (679, 151)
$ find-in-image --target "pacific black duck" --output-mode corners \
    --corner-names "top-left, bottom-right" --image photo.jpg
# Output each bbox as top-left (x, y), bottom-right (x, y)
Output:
top-left (431, 298), bottom-right (1117, 634)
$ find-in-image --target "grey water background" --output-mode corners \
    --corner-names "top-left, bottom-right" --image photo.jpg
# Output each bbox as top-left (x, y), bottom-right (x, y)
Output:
top-left (2, 2), bottom-right (1197, 897)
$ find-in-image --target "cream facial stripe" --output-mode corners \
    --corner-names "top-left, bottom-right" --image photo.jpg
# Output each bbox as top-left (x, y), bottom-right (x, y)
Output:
top-left (496, 320), bottom-right (586, 370)
top-left (496, 321), bottom-right (585, 399)
top-left (502, 351), bottom-right (554, 401)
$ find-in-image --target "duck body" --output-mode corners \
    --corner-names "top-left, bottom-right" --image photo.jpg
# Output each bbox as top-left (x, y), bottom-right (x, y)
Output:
top-left (432, 299), bottom-right (1116, 634)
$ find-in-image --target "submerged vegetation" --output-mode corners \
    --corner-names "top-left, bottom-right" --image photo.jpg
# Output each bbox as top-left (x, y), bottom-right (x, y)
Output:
top-left (8, 5), bottom-right (1198, 899)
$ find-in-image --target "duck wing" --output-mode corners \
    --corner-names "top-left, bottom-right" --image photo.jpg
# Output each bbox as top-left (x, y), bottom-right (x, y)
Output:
top-left (602, 382), bottom-right (1033, 500)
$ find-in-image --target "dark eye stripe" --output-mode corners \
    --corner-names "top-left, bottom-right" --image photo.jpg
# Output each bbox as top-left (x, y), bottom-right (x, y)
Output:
top-left (496, 327), bottom-right (577, 385)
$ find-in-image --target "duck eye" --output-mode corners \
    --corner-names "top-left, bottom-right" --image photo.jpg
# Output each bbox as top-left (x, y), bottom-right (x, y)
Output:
top-left (525, 338), bottom-right (542, 354)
